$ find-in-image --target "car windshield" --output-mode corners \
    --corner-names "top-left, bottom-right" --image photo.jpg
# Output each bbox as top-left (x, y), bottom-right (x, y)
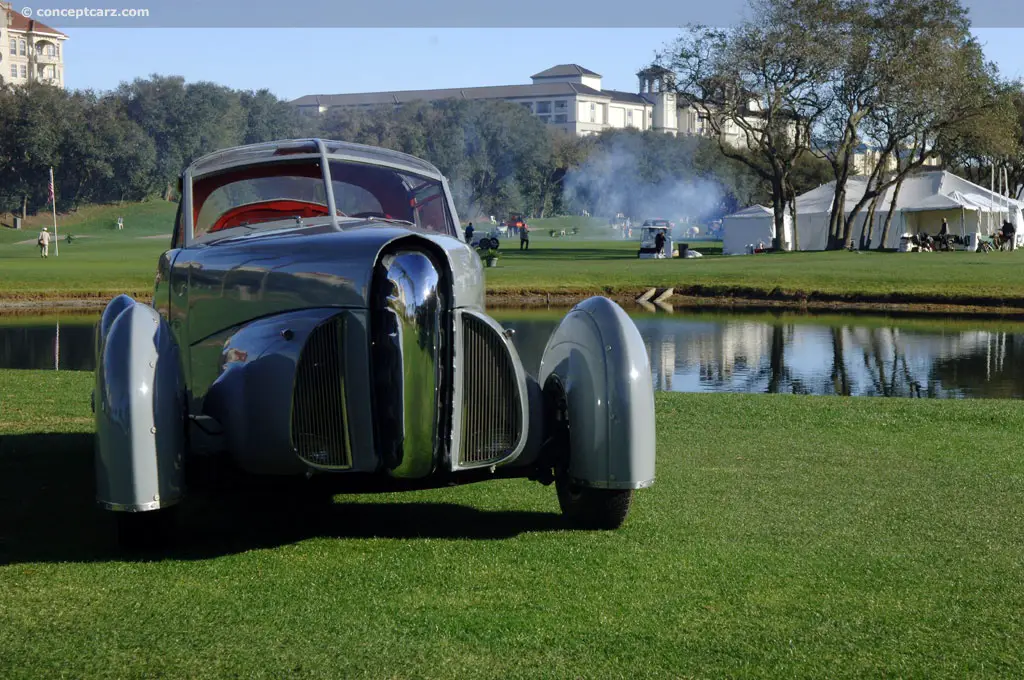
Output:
top-left (189, 159), bottom-right (452, 239)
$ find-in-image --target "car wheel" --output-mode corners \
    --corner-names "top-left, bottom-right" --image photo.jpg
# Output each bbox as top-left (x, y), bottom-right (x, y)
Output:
top-left (544, 375), bottom-right (633, 530)
top-left (556, 474), bottom-right (633, 530)
top-left (115, 508), bottom-right (177, 551)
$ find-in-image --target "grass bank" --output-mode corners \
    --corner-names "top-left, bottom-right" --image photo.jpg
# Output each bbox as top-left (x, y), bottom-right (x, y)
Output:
top-left (2, 370), bottom-right (1023, 677)
top-left (3, 202), bottom-right (1024, 314)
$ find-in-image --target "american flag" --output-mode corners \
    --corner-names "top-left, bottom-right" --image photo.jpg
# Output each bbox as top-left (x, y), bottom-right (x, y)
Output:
top-left (47, 169), bottom-right (55, 205)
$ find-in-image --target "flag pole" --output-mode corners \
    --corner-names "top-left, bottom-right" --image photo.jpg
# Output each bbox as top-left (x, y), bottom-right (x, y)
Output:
top-left (50, 167), bottom-right (59, 257)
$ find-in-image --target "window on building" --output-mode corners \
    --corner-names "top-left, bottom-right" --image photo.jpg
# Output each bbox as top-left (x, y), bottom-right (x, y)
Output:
top-left (554, 114), bottom-right (567, 124)
top-left (10, 65), bottom-right (17, 79)
top-left (537, 115), bottom-right (551, 124)
top-left (9, 39), bottom-right (15, 55)
top-left (20, 64), bottom-right (27, 78)
top-left (590, 102), bottom-right (596, 122)
top-left (520, 102), bottom-right (533, 112)
top-left (555, 100), bottom-right (567, 110)
top-left (19, 40), bottom-right (26, 56)
top-left (627, 110), bottom-right (633, 122)
top-left (536, 101), bottom-right (551, 114)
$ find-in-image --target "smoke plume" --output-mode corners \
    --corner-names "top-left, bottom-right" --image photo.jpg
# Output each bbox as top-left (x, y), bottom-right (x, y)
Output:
top-left (561, 134), bottom-right (725, 226)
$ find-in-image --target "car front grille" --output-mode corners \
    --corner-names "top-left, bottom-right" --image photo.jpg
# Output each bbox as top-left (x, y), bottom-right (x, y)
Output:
top-left (459, 314), bottom-right (521, 467)
top-left (291, 316), bottom-right (351, 469)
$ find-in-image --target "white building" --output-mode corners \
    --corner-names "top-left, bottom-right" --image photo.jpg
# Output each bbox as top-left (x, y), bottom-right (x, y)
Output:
top-left (292, 63), bottom-right (767, 147)
top-left (1, 1), bottom-right (67, 87)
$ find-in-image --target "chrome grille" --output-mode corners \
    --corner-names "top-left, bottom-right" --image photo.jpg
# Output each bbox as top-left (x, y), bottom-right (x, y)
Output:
top-left (291, 317), bottom-right (351, 469)
top-left (459, 314), bottom-right (521, 466)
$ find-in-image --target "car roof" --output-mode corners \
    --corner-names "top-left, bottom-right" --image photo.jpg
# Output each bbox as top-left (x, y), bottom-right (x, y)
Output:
top-left (186, 138), bottom-right (445, 181)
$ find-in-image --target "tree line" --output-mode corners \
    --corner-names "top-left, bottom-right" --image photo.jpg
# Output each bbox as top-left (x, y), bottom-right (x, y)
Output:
top-left (0, 73), bottom-right (833, 224)
top-left (5, 0), bottom-right (1016, 236)
top-left (663, 0), bottom-right (1022, 250)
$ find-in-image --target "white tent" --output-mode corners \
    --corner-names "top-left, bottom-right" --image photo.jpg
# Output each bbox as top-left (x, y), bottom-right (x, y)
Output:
top-left (721, 205), bottom-right (793, 255)
top-left (723, 169), bottom-right (1024, 252)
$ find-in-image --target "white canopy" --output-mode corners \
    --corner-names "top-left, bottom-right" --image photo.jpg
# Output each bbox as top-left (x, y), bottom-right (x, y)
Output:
top-left (724, 169), bottom-right (1024, 252)
top-left (721, 205), bottom-right (793, 255)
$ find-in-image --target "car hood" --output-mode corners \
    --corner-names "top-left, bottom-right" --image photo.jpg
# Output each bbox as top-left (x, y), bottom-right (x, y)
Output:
top-left (174, 221), bottom-right (483, 346)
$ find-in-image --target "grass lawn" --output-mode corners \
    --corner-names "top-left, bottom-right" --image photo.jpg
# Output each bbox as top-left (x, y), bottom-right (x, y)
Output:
top-left (486, 239), bottom-right (1024, 304)
top-left (3, 201), bottom-right (1024, 308)
top-left (2, 370), bottom-right (1023, 677)
top-left (0, 202), bottom-right (175, 300)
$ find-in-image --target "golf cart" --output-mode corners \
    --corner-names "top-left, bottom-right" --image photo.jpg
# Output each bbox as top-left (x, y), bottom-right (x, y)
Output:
top-left (638, 220), bottom-right (674, 259)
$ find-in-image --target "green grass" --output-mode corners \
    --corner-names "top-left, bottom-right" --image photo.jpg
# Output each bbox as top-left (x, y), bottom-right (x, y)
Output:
top-left (0, 202), bottom-right (176, 299)
top-left (486, 240), bottom-right (1024, 303)
top-left (2, 369), bottom-right (1023, 677)
top-left (4, 201), bottom-right (1024, 309)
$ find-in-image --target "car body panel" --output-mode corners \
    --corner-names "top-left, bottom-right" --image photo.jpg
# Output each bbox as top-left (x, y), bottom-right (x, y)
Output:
top-left (93, 138), bottom-right (656, 528)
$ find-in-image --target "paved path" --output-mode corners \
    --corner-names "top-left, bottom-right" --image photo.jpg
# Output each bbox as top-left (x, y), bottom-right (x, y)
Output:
top-left (13, 234), bottom-right (95, 245)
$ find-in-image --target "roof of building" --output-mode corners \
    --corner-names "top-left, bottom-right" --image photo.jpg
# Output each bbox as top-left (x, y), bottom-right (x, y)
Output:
top-left (604, 89), bottom-right (650, 105)
top-left (637, 65), bottom-right (674, 76)
top-left (4, 8), bottom-right (67, 37)
top-left (531, 64), bottom-right (601, 79)
top-left (291, 81), bottom-right (621, 108)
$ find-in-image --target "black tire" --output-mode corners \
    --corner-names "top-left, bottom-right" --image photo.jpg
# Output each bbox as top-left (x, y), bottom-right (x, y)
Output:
top-left (556, 475), bottom-right (633, 530)
top-left (543, 375), bottom-right (633, 530)
top-left (115, 508), bottom-right (177, 551)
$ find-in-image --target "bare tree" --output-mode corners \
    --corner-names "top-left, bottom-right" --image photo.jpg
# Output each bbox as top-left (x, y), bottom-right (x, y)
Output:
top-left (662, 2), bottom-right (832, 250)
top-left (847, 32), bottom-right (1004, 248)
top-left (811, 0), bottom-right (985, 249)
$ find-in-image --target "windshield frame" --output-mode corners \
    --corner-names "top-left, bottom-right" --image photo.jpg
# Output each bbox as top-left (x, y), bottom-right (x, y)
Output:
top-left (178, 139), bottom-right (458, 248)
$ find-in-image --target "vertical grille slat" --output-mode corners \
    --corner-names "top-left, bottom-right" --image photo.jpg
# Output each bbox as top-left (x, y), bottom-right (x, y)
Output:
top-left (459, 315), bottom-right (521, 466)
top-left (292, 317), bottom-right (350, 469)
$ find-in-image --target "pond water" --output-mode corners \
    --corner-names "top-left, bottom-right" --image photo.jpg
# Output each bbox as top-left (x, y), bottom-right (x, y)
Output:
top-left (2, 309), bottom-right (1023, 399)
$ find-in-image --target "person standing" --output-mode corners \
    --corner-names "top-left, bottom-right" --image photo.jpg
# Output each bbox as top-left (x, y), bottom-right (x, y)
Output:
top-left (520, 222), bottom-right (530, 250)
top-left (654, 230), bottom-right (666, 258)
top-left (37, 226), bottom-right (51, 258)
top-left (464, 222), bottom-right (475, 243)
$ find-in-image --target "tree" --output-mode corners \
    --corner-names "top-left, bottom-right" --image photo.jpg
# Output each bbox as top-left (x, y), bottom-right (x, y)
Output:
top-left (809, 0), bottom-right (999, 249)
top-left (941, 82), bottom-right (1021, 190)
top-left (852, 29), bottom-right (1005, 249)
top-left (240, 89), bottom-right (301, 144)
top-left (663, 1), bottom-right (833, 249)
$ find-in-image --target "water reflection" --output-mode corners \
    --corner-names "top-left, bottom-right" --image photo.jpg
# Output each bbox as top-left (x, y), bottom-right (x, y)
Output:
top-left (1, 311), bottom-right (1022, 400)
top-left (0, 319), bottom-right (94, 371)
top-left (499, 313), bottom-right (1024, 400)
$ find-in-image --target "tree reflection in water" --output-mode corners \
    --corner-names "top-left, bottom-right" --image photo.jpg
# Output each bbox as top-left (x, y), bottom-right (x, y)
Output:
top-left (496, 312), bottom-right (1024, 400)
top-left (2, 312), bottom-right (1022, 400)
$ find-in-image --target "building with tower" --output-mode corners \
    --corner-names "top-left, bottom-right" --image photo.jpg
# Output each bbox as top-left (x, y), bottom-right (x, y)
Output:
top-left (292, 63), bottom-right (767, 148)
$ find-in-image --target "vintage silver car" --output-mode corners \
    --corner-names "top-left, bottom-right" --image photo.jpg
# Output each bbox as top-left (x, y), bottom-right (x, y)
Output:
top-left (93, 139), bottom-right (656, 547)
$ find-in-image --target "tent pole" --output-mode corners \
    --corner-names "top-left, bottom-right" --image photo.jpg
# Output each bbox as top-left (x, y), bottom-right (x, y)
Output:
top-left (991, 165), bottom-right (996, 235)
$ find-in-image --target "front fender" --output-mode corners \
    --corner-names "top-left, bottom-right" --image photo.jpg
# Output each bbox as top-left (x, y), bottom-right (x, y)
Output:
top-left (538, 297), bottom-right (655, 490)
top-left (94, 299), bottom-right (185, 511)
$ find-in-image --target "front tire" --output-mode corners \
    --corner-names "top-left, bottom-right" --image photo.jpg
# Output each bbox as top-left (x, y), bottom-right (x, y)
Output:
top-left (556, 474), bottom-right (633, 529)
top-left (544, 375), bottom-right (634, 530)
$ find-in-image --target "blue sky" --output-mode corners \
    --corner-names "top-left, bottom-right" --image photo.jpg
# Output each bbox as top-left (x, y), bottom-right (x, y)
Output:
top-left (62, 27), bottom-right (1024, 101)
